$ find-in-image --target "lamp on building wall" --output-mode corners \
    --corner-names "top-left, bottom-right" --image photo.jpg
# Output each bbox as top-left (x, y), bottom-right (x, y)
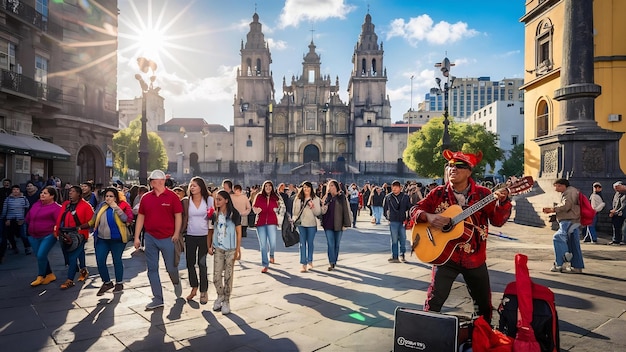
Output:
top-left (431, 57), bottom-right (456, 152)
top-left (135, 57), bottom-right (158, 185)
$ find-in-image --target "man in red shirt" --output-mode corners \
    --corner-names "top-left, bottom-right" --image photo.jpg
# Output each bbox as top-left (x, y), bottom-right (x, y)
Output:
top-left (411, 150), bottom-right (511, 323)
top-left (134, 170), bottom-right (183, 310)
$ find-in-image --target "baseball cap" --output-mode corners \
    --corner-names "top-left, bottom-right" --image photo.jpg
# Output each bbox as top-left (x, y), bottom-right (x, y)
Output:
top-left (391, 180), bottom-right (402, 187)
top-left (592, 182), bottom-right (602, 188)
top-left (613, 181), bottom-right (623, 188)
top-left (148, 169), bottom-right (166, 180)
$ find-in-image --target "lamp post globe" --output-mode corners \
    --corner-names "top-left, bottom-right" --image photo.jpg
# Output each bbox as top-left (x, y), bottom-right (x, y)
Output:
top-left (434, 56), bottom-right (455, 152)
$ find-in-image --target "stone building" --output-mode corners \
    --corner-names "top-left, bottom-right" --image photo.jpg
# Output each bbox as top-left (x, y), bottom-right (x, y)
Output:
top-left (233, 12), bottom-right (405, 166)
top-left (0, 0), bottom-right (118, 186)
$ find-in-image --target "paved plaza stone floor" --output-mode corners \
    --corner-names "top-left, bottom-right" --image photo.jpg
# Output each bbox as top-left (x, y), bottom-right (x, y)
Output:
top-left (1, 211), bottom-right (626, 351)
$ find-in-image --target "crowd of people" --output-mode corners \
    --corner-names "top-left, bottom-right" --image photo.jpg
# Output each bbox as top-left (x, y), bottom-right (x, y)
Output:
top-left (3, 149), bottom-right (626, 320)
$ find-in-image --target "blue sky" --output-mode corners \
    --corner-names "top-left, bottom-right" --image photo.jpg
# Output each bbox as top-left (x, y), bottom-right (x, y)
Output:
top-left (117, 0), bottom-right (525, 128)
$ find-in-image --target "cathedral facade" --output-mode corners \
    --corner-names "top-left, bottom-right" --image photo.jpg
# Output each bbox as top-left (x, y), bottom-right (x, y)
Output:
top-left (232, 13), bottom-right (406, 166)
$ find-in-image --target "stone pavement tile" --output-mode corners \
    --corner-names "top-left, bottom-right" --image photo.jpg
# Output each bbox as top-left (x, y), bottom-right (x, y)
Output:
top-left (298, 317), bottom-right (375, 345)
top-left (0, 306), bottom-right (45, 336)
top-left (113, 312), bottom-right (188, 351)
top-left (38, 306), bottom-right (91, 327)
top-left (559, 318), bottom-right (626, 352)
top-left (262, 330), bottom-right (331, 352)
top-left (558, 309), bottom-right (614, 340)
top-left (0, 328), bottom-right (61, 352)
top-left (154, 316), bottom-right (211, 340)
top-left (59, 334), bottom-right (128, 352)
top-left (332, 322), bottom-right (394, 351)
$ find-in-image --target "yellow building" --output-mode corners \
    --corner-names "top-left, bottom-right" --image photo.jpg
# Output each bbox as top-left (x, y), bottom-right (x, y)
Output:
top-left (521, 0), bottom-right (626, 178)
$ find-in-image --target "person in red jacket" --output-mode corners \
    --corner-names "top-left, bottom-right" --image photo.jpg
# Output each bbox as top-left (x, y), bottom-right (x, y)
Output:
top-left (54, 186), bottom-right (95, 289)
top-left (411, 150), bottom-right (511, 323)
top-left (252, 180), bottom-right (283, 273)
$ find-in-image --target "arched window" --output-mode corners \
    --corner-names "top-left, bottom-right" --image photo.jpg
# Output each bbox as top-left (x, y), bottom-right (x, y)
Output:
top-left (536, 100), bottom-right (549, 137)
top-left (371, 59), bottom-right (377, 76)
top-left (361, 58), bottom-right (366, 75)
top-left (256, 58), bottom-right (262, 75)
top-left (535, 19), bottom-right (554, 75)
top-left (365, 135), bottom-right (372, 148)
top-left (246, 135), bottom-right (253, 147)
top-left (246, 58), bottom-right (252, 76)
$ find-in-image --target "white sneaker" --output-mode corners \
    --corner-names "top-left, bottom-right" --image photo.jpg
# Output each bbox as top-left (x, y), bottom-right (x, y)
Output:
top-left (221, 301), bottom-right (231, 315)
top-left (550, 264), bottom-right (562, 272)
top-left (213, 296), bottom-right (224, 311)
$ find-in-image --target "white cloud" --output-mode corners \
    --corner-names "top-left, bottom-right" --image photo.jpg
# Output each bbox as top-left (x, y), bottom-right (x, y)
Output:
top-left (278, 0), bottom-right (356, 28)
top-left (267, 38), bottom-right (288, 51)
top-left (159, 65), bottom-right (237, 103)
top-left (386, 14), bottom-right (478, 46)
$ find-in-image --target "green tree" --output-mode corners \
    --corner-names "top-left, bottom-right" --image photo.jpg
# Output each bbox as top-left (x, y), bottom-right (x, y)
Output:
top-left (403, 116), bottom-right (503, 178)
top-left (498, 143), bottom-right (525, 177)
top-left (112, 117), bottom-right (167, 178)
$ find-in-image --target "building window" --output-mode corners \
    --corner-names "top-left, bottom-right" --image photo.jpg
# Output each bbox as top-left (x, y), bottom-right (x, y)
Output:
top-left (365, 135), bottom-right (372, 148)
top-left (305, 110), bottom-right (316, 131)
top-left (535, 19), bottom-right (554, 75)
top-left (512, 135), bottom-right (519, 145)
top-left (246, 135), bottom-right (252, 147)
top-left (256, 58), bottom-right (261, 75)
top-left (308, 69), bottom-right (314, 83)
top-left (536, 100), bottom-right (549, 137)
top-left (35, 55), bottom-right (48, 98)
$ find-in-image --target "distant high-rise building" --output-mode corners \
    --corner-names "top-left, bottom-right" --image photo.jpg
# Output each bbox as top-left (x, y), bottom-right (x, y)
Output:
top-left (425, 77), bottom-right (524, 120)
top-left (118, 94), bottom-right (165, 131)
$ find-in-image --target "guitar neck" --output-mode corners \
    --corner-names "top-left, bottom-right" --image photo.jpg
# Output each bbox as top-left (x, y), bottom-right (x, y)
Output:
top-left (450, 193), bottom-right (497, 226)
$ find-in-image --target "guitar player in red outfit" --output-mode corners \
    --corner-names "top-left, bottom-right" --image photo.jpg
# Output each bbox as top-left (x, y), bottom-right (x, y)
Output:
top-left (411, 149), bottom-right (512, 323)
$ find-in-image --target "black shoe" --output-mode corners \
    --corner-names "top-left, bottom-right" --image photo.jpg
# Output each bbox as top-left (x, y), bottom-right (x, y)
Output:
top-left (97, 282), bottom-right (114, 296)
top-left (113, 283), bottom-right (124, 294)
top-left (608, 241), bottom-right (620, 245)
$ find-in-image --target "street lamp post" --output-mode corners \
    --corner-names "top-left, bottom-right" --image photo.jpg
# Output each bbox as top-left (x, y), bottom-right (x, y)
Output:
top-left (431, 57), bottom-right (456, 152)
top-left (407, 75), bottom-right (414, 148)
top-left (135, 57), bottom-right (158, 185)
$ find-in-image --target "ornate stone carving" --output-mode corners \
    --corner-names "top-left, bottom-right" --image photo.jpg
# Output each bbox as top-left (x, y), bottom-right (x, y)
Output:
top-left (543, 148), bottom-right (558, 174)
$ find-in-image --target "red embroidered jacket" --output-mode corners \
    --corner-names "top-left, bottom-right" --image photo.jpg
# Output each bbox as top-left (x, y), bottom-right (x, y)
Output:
top-left (413, 178), bottom-right (512, 268)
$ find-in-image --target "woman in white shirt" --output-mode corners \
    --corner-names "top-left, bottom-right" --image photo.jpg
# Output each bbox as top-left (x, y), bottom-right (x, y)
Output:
top-left (182, 177), bottom-right (214, 304)
top-left (292, 181), bottom-right (322, 273)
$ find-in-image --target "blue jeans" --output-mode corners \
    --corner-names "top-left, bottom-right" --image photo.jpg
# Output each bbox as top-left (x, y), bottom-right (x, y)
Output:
top-left (144, 232), bottom-right (179, 304)
top-left (95, 238), bottom-right (127, 283)
top-left (66, 240), bottom-right (86, 281)
top-left (372, 206), bottom-right (383, 224)
top-left (389, 221), bottom-right (406, 258)
top-left (256, 225), bottom-right (277, 267)
top-left (350, 203), bottom-right (359, 226)
top-left (29, 234), bottom-right (56, 276)
top-left (298, 226), bottom-right (317, 265)
top-left (585, 215), bottom-right (598, 242)
top-left (324, 229), bottom-right (343, 265)
top-left (553, 220), bottom-right (584, 268)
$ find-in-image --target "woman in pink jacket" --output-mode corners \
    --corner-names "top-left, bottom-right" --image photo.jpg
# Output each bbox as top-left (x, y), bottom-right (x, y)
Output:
top-left (25, 186), bottom-right (61, 286)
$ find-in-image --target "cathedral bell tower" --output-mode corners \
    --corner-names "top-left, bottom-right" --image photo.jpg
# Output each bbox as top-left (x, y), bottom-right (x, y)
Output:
top-left (349, 13), bottom-right (391, 162)
top-left (234, 13), bottom-right (275, 161)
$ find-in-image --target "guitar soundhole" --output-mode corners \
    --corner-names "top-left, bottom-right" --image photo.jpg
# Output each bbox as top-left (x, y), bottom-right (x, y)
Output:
top-left (442, 223), bottom-right (453, 233)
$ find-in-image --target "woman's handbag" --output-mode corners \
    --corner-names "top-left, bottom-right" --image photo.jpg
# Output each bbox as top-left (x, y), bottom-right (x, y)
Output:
top-left (281, 215), bottom-right (300, 247)
top-left (281, 204), bottom-right (305, 248)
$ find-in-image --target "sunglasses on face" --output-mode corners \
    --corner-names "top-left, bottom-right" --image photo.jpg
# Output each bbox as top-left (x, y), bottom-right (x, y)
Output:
top-left (446, 162), bottom-right (471, 170)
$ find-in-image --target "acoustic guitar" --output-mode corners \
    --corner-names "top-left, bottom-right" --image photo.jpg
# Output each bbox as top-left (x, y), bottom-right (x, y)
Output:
top-left (410, 176), bottom-right (534, 265)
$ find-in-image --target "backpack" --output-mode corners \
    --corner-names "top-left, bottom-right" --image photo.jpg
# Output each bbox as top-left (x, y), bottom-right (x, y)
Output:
top-left (497, 254), bottom-right (560, 352)
top-left (578, 189), bottom-right (595, 226)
